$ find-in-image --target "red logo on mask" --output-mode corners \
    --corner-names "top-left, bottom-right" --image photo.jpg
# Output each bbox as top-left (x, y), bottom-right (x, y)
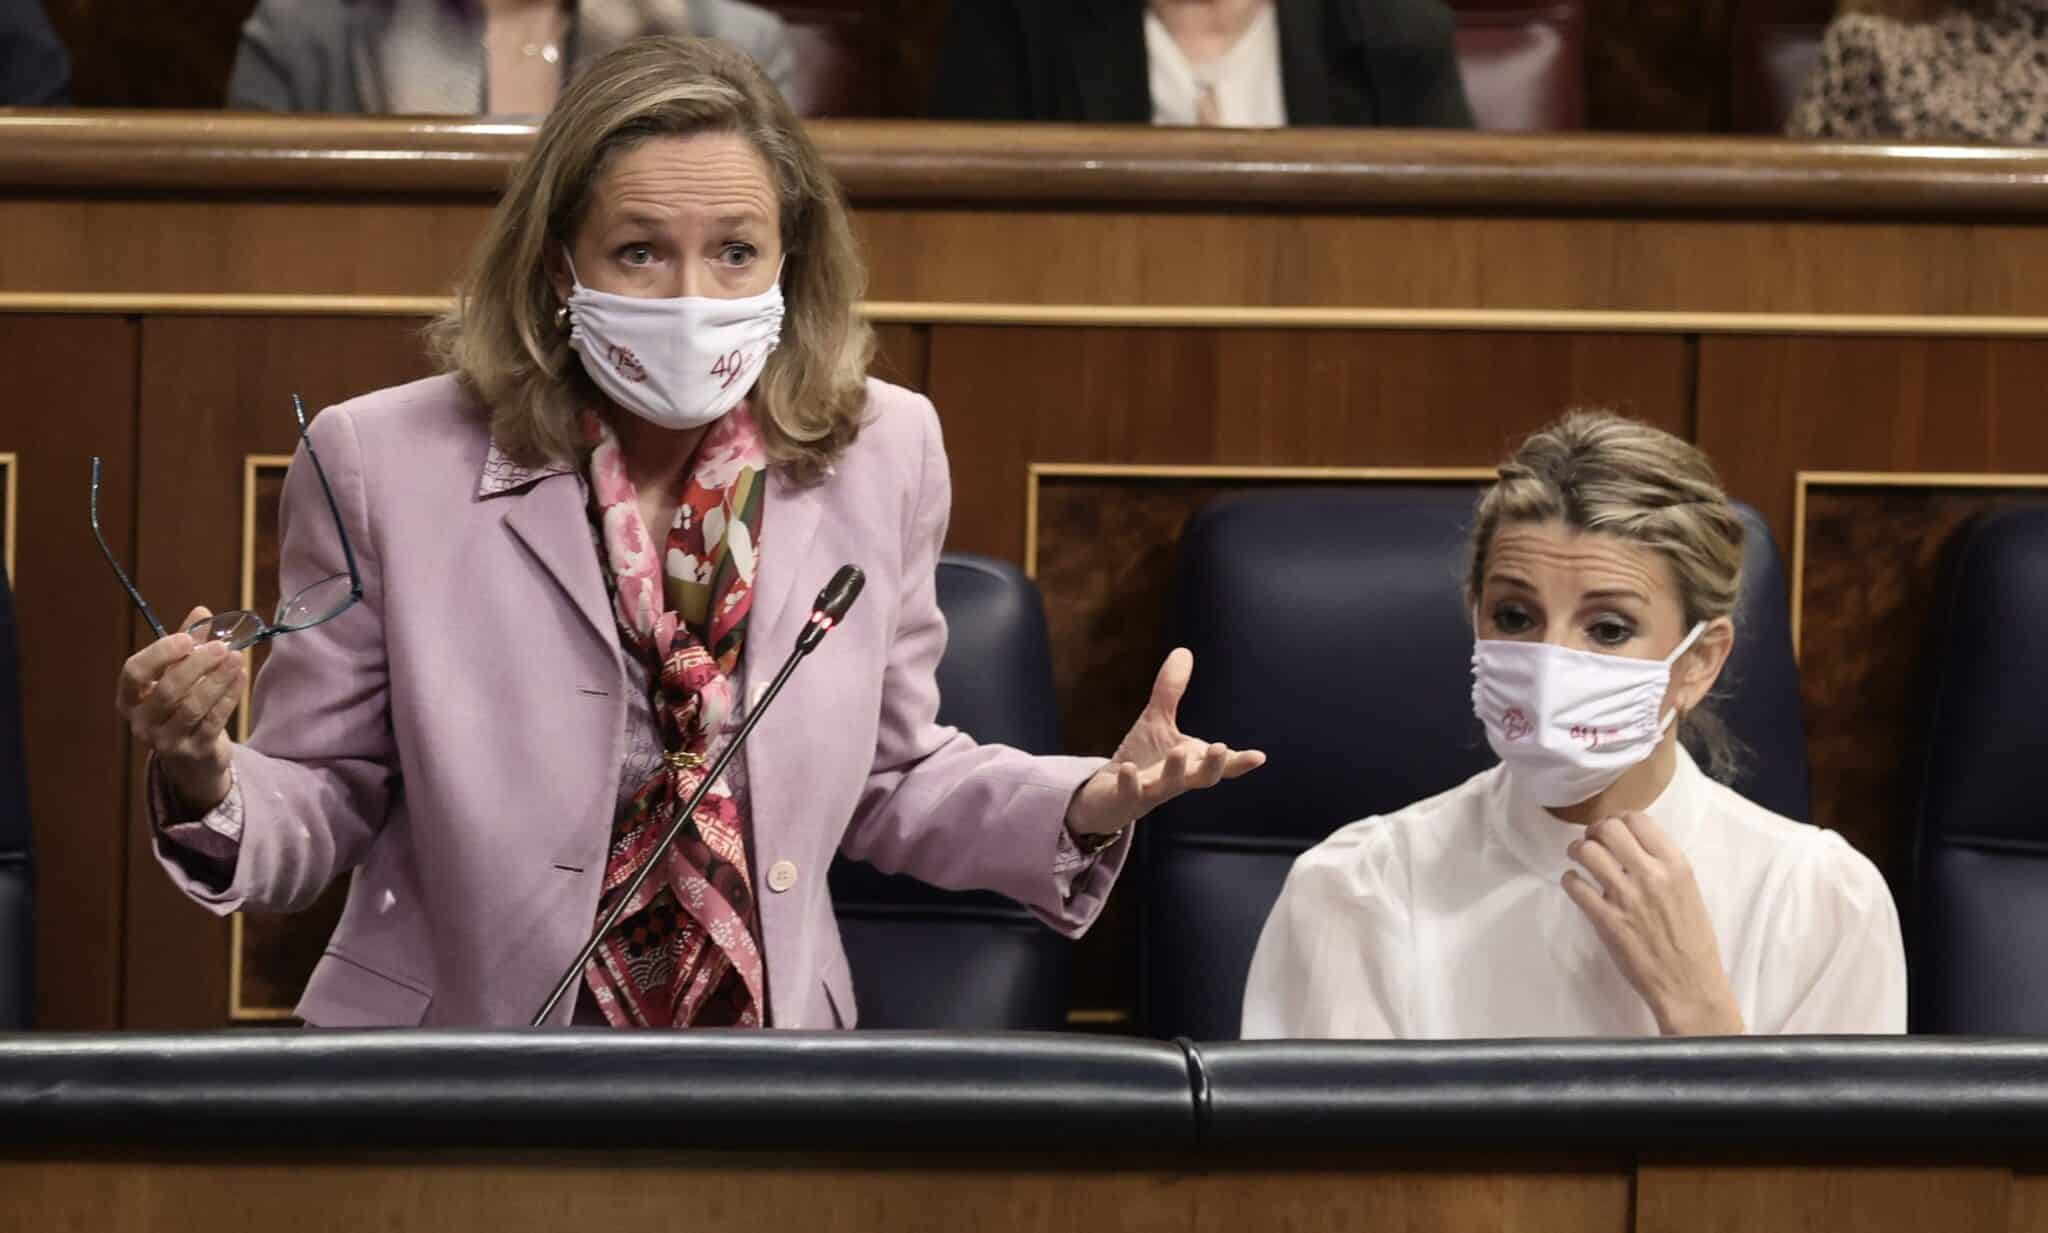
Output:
top-left (1571, 724), bottom-right (1606, 750)
top-left (607, 344), bottom-right (648, 383)
top-left (1502, 708), bottom-right (1530, 741)
top-left (710, 349), bottom-right (746, 390)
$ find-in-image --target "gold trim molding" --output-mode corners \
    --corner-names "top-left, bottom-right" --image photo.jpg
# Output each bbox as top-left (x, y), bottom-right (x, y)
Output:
top-left (230, 453), bottom-right (299, 1023)
top-left (11, 293), bottom-right (2048, 337)
top-left (0, 452), bottom-right (16, 586)
top-left (874, 305), bottom-right (2048, 337)
top-left (0, 293), bottom-right (453, 317)
top-left (1790, 469), bottom-right (2048, 657)
top-left (1025, 462), bottom-right (1495, 578)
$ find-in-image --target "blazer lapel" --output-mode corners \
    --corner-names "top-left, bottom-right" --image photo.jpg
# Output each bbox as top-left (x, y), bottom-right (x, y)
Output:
top-left (746, 463), bottom-right (831, 659)
top-left (739, 463), bottom-right (829, 881)
top-left (498, 472), bottom-right (614, 656)
top-left (1068, 0), bottom-right (1152, 123)
top-left (1305, 0), bottom-right (1384, 127)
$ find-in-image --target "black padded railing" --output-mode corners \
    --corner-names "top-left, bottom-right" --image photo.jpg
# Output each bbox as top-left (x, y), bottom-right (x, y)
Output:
top-left (5, 1032), bottom-right (2048, 1153)
top-left (0, 1030), bottom-right (1195, 1150)
top-left (1193, 1038), bottom-right (2048, 1150)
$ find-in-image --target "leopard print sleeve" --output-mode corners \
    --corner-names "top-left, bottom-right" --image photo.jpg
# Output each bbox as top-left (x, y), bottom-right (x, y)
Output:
top-left (1788, 16), bottom-right (1891, 139)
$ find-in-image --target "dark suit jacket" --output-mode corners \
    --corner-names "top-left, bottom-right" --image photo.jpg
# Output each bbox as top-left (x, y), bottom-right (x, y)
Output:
top-left (930, 0), bottom-right (1472, 128)
top-left (0, 0), bottom-right (68, 106)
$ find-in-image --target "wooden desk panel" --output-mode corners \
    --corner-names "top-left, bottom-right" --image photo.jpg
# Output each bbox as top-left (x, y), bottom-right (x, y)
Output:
top-left (1635, 1163), bottom-right (2016, 1233)
top-left (0, 1152), bottom-right (1630, 1233)
top-left (9, 1152), bottom-right (2041, 1233)
top-left (1, 315), bottom-right (139, 1031)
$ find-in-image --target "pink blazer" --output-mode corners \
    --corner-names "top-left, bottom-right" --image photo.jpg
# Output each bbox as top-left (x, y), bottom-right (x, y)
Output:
top-left (152, 374), bottom-right (1123, 1027)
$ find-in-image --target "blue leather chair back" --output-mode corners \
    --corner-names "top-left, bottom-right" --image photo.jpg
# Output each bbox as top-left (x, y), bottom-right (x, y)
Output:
top-left (0, 574), bottom-right (30, 1029)
top-left (828, 554), bottom-right (1071, 1029)
top-left (1714, 503), bottom-right (1811, 823)
top-left (1910, 506), bottom-right (2048, 1033)
top-left (1140, 488), bottom-right (1808, 1040)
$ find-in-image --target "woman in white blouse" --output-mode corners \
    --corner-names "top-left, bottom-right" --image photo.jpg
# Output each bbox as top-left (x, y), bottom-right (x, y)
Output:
top-left (1242, 411), bottom-right (1906, 1039)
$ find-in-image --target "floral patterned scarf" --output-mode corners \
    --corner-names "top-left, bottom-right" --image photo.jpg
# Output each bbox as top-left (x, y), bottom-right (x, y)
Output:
top-left (580, 405), bottom-right (768, 1029)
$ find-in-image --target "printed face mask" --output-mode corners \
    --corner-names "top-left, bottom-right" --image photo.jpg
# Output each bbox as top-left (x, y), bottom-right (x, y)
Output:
top-left (562, 252), bottom-right (785, 431)
top-left (1471, 621), bottom-right (1706, 808)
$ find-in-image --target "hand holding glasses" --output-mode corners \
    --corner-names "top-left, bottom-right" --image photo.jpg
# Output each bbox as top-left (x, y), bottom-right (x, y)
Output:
top-left (98, 394), bottom-right (363, 812)
top-left (94, 394), bottom-right (362, 650)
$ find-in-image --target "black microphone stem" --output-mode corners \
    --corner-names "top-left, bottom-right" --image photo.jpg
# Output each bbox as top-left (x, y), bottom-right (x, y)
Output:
top-left (530, 639), bottom-right (813, 1027)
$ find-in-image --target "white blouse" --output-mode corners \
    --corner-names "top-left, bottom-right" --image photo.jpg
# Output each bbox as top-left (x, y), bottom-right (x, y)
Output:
top-left (1144, 3), bottom-right (1287, 128)
top-left (1242, 748), bottom-right (1907, 1038)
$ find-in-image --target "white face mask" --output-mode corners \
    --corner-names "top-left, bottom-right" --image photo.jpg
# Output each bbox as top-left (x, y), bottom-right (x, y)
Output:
top-left (1470, 621), bottom-right (1706, 809)
top-left (562, 253), bottom-right (785, 431)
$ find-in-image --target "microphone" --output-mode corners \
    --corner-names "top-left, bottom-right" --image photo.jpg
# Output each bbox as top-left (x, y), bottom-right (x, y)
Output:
top-left (797, 564), bottom-right (864, 653)
top-left (530, 563), bottom-right (867, 1027)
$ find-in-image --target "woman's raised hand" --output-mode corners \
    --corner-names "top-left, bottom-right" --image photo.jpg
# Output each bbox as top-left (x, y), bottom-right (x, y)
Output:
top-left (1065, 648), bottom-right (1266, 838)
top-left (1564, 810), bottom-right (1744, 1036)
top-left (115, 606), bottom-right (243, 814)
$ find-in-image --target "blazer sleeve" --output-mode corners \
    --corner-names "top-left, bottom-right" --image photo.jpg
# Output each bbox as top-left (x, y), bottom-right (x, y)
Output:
top-left (1382, 0), bottom-right (1474, 128)
top-left (928, 0), bottom-right (1037, 120)
top-left (836, 396), bottom-right (1123, 936)
top-left (703, 0), bottom-right (800, 105)
top-left (147, 404), bottom-right (398, 915)
top-left (226, 0), bottom-right (299, 110)
top-left (0, 0), bottom-right (69, 106)
top-left (1786, 18), bottom-right (1885, 139)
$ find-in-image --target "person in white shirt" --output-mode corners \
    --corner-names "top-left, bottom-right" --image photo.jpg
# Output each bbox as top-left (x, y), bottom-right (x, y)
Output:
top-left (1242, 411), bottom-right (1906, 1039)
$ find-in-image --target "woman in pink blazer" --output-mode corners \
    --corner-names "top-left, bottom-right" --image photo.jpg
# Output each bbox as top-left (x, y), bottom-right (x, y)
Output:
top-left (113, 37), bottom-right (1262, 1029)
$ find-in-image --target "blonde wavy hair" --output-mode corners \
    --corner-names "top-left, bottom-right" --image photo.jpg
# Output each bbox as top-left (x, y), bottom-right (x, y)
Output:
top-left (1465, 411), bottom-right (1750, 779)
top-left (429, 36), bottom-right (873, 476)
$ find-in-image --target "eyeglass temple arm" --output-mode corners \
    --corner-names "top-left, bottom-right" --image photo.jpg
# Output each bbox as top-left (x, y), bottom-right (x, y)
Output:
top-left (88, 456), bottom-right (169, 641)
top-left (291, 395), bottom-right (363, 599)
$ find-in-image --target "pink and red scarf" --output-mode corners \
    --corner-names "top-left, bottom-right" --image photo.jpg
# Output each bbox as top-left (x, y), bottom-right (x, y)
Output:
top-left (580, 405), bottom-right (769, 1029)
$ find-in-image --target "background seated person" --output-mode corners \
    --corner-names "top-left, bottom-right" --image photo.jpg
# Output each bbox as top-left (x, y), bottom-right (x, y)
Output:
top-left (228, 0), bottom-right (798, 116)
top-left (1789, 0), bottom-right (2048, 141)
top-left (1242, 411), bottom-right (1905, 1039)
top-left (930, 0), bottom-right (1473, 128)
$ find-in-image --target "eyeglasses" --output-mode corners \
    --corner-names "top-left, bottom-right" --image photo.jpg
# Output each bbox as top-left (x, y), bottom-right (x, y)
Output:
top-left (91, 394), bottom-right (363, 652)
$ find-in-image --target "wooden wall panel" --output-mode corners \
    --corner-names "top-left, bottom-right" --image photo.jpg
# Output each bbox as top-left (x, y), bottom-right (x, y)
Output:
top-left (860, 214), bottom-right (2048, 317)
top-left (870, 322), bottom-right (929, 393)
top-left (0, 201), bottom-right (486, 297)
top-left (927, 326), bottom-right (1687, 561)
top-left (1697, 337), bottom-right (2048, 553)
top-left (12, 199), bottom-right (2048, 319)
top-left (0, 314), bottom-right (139, 1028)
top-left (120, 316), bottom-right (436, 1029)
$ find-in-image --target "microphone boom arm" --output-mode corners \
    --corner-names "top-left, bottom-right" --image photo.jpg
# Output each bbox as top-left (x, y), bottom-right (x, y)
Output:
top-left (530, 570), bottom-right (862, 1027)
